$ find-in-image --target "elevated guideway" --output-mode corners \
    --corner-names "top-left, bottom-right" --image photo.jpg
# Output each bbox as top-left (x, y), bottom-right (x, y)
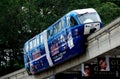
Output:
top-left (0, 68), bottom-right (34, 79)
top-left (0, 17), bottom-right (120, 79)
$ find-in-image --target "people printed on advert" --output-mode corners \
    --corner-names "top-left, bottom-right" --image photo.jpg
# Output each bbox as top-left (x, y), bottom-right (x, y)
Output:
top-left (82, 64), bottom-right (92, 77)
top-left (97, 57), bottom-right (110, 71)
top-left (50, 34), bottom-right (68, 62)
top-left (84, 64), bottom-right (91, 77)
top-left (50, 38), bottom-right (59, 56)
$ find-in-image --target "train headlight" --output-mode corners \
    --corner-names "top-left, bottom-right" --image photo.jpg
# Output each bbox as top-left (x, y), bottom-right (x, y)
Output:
top-left (94, 23), bottom-right (100, 30)
top-left (84, 24), bottom-right (91, 35)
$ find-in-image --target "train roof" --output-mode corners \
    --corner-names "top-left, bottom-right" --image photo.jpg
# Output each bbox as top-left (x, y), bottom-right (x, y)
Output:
top-left (47, 8), bottom-right (97, 29)
top-left (66, 8), bottom-right (97, 16)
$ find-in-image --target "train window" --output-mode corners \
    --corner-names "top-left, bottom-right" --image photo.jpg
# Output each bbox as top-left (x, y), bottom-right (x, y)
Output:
top-left (66, 16), bottom-right (70, 27)
top-left (60, 21), bottom-right (64, 31)
top-left (26, 55), bottom-right (30, 63)
top-left (61, 19), bottom-right (65, 28)
top-left (58, 22), bottom-right (62, 32)
top-left (39, 35), bottom-right (43, 44)
top-left (54, 24), bottom-right (58, 35)
top-left (41, 35), bottom-right (43, 44)
top-left (24, 44), bottom-right (29, 53)
top-left (39, 35), bottom-right (41, 44)
top-left (47, 29), bottom-right (53, 39)
top-left (54, 21), bottom-right (63, 35)
top-left (33, 38), bottom-right (37, 48)
top-left (29, 41), bottom-right (33, 50)
top-left (36, 36), bottom-right (39, 46)
top-left (70, 16), bottom-right (78, 26)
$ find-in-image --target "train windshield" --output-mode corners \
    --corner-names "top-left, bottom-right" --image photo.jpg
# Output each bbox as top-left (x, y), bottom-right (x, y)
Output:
top-left (77, 12), bottom-right (101, 24)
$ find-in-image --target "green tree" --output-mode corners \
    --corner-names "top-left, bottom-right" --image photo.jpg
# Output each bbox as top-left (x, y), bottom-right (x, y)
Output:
top-left (0, 0), bottom-right (24, 76)
top-left (100, 0), bottom-right (120, 7)
top-left (96, 2), bottom-right (120, 25)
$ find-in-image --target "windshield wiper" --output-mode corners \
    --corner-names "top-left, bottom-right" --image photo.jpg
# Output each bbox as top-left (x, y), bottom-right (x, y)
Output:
top-left (80, 12), bottom-right (88, 16)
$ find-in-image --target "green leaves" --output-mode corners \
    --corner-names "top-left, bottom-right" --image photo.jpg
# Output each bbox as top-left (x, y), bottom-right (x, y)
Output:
top-left (96, 2), bottom-right (120, 25)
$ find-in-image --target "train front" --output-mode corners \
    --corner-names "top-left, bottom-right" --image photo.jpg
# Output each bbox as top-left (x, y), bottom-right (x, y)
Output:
top-left (76, 8), bottom-right (102, 35)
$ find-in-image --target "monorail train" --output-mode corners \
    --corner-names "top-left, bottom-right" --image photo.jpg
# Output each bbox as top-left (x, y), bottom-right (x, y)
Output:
top-left (23, 8), bottom-right (102, 75)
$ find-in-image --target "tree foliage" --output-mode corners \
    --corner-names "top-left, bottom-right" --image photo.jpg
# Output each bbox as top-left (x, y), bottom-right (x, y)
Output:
top-left (0, 0), bottom-right (120, 76)
top-left (96, 2), bottom-right (120, 25)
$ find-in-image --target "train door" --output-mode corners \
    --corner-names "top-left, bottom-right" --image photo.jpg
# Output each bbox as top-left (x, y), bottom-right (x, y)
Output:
top-left (24, 53), bottom-right (31, 75)
top-left (43, 29), bottom-right (54, 67)
top-left (31, 34), bottom-right (50, 74)
top-left (66, 16), bottom-right (74, 49)
top-left (51, 18), bottom-right (68, 64)
top-left (58, 18), bottom-right (68, 60)
top-left (23, 42), bottom-right (32, 75)
top-left (65, 15), bottom-right (85, 58)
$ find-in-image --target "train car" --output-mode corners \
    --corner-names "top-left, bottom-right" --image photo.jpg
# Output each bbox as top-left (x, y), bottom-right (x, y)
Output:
top-left (23, 8), bottom-right (102, 75)
top-left (23, 33), bottom-right (50, 75)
